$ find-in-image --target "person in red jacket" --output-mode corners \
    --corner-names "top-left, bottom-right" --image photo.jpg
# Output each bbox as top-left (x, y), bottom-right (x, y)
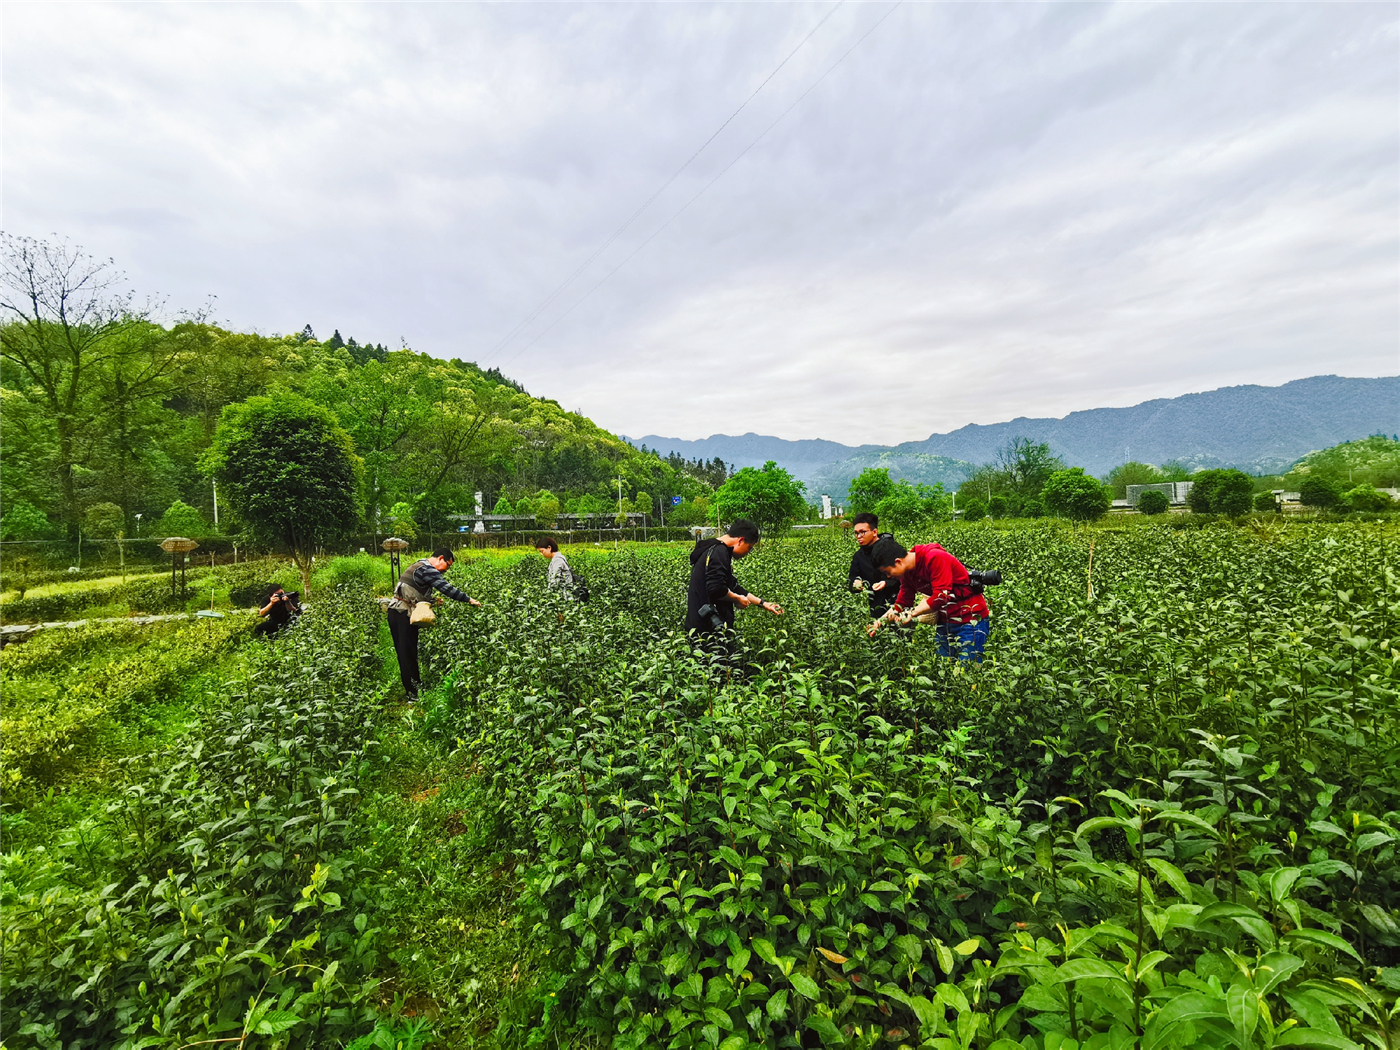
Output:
top-left (866, 538), bottom-right (991, 661)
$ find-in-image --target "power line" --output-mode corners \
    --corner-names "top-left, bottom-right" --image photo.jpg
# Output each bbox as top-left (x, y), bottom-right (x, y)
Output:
top-left (482, 2), bottom-right (846, 365)
top-left (496, 1), bottom-right (903, 370)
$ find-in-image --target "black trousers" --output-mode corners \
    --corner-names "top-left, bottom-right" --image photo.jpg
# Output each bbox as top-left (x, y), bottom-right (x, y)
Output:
top-left (386, 608), bottom-right (421, 697)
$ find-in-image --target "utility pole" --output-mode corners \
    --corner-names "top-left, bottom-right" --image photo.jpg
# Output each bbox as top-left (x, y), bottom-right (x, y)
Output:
top-left (615, 477), bottom-right (624, 550)
top-left (212, 480), bottom-right (219, 528)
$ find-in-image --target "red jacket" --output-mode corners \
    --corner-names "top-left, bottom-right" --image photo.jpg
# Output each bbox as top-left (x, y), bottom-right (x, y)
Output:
top-left (894, 543), bottom-right (990, 624)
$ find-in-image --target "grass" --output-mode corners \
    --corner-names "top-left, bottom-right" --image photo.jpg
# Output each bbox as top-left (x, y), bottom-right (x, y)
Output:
top-left (0, 569), bottom-right (167, 603)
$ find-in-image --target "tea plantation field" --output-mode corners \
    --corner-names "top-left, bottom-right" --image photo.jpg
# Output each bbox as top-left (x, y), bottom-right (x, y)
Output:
top-left (2, 521), bottom-right (1397, 1050)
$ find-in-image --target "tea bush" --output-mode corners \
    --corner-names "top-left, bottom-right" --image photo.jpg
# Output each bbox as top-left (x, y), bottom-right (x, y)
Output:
top-left (0, 615), bottom-right (252, 782)
top-left (420, 525), bottom-right (1398, 1049)
top-left (1, 583), bottom-right (392, 1048)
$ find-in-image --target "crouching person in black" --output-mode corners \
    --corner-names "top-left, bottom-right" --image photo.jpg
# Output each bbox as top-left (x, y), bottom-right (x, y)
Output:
top-left (686, 519), bottom-right (782, 658)
top-left (387, 547), bottom-right (481, 700)
top-left (254, 585), bottom-right (301, 638)
top-left (848, 512), bottom-right (898, 617)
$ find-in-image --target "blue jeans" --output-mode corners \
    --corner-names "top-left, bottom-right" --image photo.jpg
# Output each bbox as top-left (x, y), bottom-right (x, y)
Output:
top-left (935, 619), bottom-right (990, 662)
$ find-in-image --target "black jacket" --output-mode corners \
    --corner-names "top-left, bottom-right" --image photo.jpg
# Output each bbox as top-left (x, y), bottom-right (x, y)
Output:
top-left (686, 538), bottom-right (749, 632)
top-left (849, 532), bottom-right (897, 614)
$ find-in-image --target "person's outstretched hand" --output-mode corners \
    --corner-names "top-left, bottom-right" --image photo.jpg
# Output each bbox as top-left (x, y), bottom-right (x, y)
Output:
top-left (468, 597), bottom-right (482, 607)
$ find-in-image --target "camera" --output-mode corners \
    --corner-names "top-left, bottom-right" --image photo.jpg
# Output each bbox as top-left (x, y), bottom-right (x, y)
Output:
top-left (965, 570), bottom-right (1001, 595)
top-left (695, 603), bottom-right (726, 632)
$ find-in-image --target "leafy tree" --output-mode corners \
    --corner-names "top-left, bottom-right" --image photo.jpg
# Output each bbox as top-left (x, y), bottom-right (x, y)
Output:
top-left (1288, 436), bottom-right (1400, 490)
top-left (994, 437), bottom-right (1064, 498)
top-left (0, 499), bottom-right (51, 540)
top-left (846, 467), bottom-right (897, 515)
top-left (1136, 490), bottom-right (1169, 516)
top-left (1021, 497), bottom-right (1045, 519)
top-left (203, 392), bottom-right (361, 595)
top-left (1186, 469), bottom-right (1253, 515)
top-left (535, 490), bottom-right (561, 527)
top-left (1253, 491), bottom-right (1279, 513)
top-left (1298, 476), bottom-right (1342, 510)
top-left (1158, 460), bottom-right (1193, 481)
top-left (960, 498), bottom-right (987, 522)
top-left (987, 495), bottom-right (1010, 519)
top-left (157, 499), bottom-right (207, 537)
top-left (84, 502), bottom-right (125, 538)
top-left (713, 461), bottom-right (806, 535)
top-left (1343, 484), bottom-right (1394, 513)
top-left (388, 501), bottom-right (418, 542)
top-left (1042, 468), bottom-right (1111, 522)
top-left (0, 235), bottom-right (178, 537)
top-left (492, 493), bottom-right (512, 515)
top-left (1105, 461), bottom-right (1165, 499)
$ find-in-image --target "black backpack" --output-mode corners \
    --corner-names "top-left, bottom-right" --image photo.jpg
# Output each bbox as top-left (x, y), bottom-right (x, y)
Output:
top-left (571, 574), bottom-right (590, 603)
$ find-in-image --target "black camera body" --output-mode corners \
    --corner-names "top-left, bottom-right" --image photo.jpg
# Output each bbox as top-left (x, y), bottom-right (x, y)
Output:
top-left (964, 569), bottom-right (1002, 595)
top-left (695, 603), bottom-right (726, 632)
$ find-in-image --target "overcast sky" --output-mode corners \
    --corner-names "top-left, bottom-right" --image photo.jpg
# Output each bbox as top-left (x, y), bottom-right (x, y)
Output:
top-left (5, 2), bottom-right (1396, 444)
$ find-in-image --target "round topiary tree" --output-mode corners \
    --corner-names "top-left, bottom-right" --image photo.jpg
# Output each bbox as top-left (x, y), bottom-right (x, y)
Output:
top-left (1299, 477), bottom-right (1342, 510)
top-left (157, 499), bottom-right (207, 537)
top-left (988, 494), bottom-right (1010, 519)
top-left (960, 499), bottom-right (987, 522)
top-left (1136, 490), bottom-right (1169, 516)
top-left (1253, 491), bottom-right (1279, 513)
top-left (202, 392), bottom-right (362, 596)
top-left (1041, 468), bottom-right (1111, 522)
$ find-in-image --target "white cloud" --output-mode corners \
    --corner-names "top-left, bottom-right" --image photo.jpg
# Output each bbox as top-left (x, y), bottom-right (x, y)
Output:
top-left (4, 1), bottom-right (1395, 443)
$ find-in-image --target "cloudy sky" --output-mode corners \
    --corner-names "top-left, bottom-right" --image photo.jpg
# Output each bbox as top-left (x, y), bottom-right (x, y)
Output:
top-left (5, 2), bottom-right (1396, 444)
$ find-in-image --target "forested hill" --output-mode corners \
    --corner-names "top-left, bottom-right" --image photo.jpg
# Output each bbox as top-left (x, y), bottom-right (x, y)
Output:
top-left (0, 315), bottom-right (724, 541)
top-left (631, 375), bottom-right (1399, 491)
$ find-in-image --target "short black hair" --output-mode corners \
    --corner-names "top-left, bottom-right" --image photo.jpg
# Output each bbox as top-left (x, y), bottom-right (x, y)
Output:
top-left (726, 518), bottom-right (760, 544)
top-left (432, 547), bottom-right (456, 563)
top-left (871, 537), bottom-right (907, 571)
top-left (536, 536), bottom-right (560, 553)
top-left (263, 583), bottom-right (284, 601)
top-left (852, 512), bottom-right (879, 529)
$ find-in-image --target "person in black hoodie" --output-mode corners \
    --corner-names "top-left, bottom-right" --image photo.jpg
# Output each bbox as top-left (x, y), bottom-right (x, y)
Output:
top-left (686, 519), bottom-right (783, 643)
top-left (847, 512), bottom-right (898, 616)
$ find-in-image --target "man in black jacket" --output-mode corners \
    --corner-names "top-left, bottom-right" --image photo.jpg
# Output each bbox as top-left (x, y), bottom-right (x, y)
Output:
top-left (686, 519), bottom-right (782, 643)
top-left (387, 547), bottom-right (481, 700)
top-left (848, 512), bottom-right (898, 616)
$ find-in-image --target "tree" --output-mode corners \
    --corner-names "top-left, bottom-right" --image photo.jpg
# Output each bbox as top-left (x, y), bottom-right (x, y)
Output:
top-left (157, 499), bottom-right (207, 536)
top-left (0, 499), bottom-right (51, 540)
top-left (994, 438), bottom-right (1064, 498)
top-left (846, 467), bottom-right (897, 515)
top-left (1343, 485), bottom-right (1394, 513)
top-left (1, 235), bottom-right (177, 537)
top-left (203, 392), bottom-right (361, 595)
top-left (987, 494), bottom-right (1010, 519)
top-left (1186, 469), bottom-right (1254, 515)
top-left (1106, 461), bottom-right (1165, 499)
top-left (960, 498), bottom-right (987, 522)
top-left (492, 493), bottom-right (513, 515)
top-left (1042, 468), bottom-right (1111, 522)
top-left (388, 501), bottom-right (418, 542)
top-left (535, 490), bottom-right (561, 527)
top-left (1253, 491), bottom-right (1279, 513)
top-left (85, 502), bottom-right (125, 538)
top-left (1137, 490), bottom-right (1169, 516)
top-left (713, 461), bottom-right (806, 535)
top-left (1298, 476), bottom-right (1342, 510)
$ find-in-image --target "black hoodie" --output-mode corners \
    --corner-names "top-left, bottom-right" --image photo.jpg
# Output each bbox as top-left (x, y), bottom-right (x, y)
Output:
top-left (686, 538), bottom-right (749, 632)
top-left (849, 531), bottom-right (898, 614)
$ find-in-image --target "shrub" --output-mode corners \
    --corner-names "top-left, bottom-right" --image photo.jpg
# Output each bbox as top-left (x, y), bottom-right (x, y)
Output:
top-left (1136, 489), bottom-right (1170, 515)
top-left (960, 498), bottom-right (987, 522)
top-left (156, 499), bottom-right (208, 537)
top-left (1343, 484), bottom-right (1394, 513)
top-left (987, 494), bottom-right (1010, 519)
top-left (1041, 467), bottom-right (1110, 521)
top-left (1253, 490), bottom-right (1280, 512)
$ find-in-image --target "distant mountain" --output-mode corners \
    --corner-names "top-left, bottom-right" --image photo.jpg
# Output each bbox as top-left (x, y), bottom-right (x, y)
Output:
top-left (629, 375), bottom-right (1399, 499)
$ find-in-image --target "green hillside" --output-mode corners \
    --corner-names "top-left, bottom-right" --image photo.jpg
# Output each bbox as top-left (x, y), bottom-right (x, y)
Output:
top-left (0, 319), bottom-right (718, 541)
